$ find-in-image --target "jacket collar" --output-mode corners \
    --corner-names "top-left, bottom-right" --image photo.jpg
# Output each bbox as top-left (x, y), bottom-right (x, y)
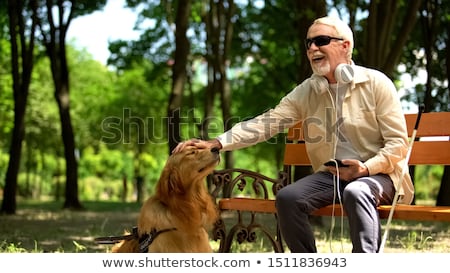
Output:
top-left (310, 63), bottom-right (370, 95)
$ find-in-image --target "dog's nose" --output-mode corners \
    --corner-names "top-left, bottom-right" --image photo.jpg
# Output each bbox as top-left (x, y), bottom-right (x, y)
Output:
top-left (211, 147), bottom-right (220, 154)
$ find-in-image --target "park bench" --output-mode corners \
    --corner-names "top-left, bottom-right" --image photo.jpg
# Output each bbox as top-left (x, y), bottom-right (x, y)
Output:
top-left (210, 111), bottom-right (450, 252)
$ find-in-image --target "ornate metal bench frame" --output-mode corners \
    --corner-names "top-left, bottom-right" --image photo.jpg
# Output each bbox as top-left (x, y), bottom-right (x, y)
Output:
top-left (209, 168), bottom-right (289, 252)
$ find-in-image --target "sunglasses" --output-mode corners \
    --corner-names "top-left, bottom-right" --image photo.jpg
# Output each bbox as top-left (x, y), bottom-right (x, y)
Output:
top-left (305, 35), bottom-right (344, 49)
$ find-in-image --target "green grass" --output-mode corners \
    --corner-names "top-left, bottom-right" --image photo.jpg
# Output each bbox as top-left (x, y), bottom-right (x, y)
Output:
top-left (0, 200), bottom-right (141, 253)
top-left (228, 226), bottom-right (449, 253)
top-left (212, 212), bottom-right (450, 253)
top-left (1, 200), bottom-right (450, 253)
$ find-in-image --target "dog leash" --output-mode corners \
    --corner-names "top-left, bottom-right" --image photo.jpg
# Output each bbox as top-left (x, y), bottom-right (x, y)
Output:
top-left (94, 226), bottom-right (140, 244)
top-left (139, 227), bottom-right (177, 252)
top-left (94, 226), bottom-right (176, 252)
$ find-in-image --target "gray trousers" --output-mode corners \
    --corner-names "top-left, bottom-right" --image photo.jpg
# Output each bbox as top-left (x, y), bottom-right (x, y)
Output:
top-left (275, 171), bottom-right (395, 253)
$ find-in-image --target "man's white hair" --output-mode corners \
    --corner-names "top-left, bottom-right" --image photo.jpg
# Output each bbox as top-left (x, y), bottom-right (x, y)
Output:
top-left (312, 16), bottom-right (354, 61)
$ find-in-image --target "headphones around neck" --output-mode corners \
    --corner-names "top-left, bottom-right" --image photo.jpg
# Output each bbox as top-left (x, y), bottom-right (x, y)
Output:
top-left (334, 63), bottom-right (354, 84)
top-left (310, 63), bottom-right (355, 92)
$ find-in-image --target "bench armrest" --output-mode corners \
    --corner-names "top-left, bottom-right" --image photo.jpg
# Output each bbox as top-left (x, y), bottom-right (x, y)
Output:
top-left (209, 168), bottom-right (289, 201)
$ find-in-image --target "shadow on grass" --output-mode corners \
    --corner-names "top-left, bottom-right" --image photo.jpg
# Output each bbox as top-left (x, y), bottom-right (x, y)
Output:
top-left (0, 201), bottom-right (141, 253)
top-left (214, 212), bottom-right (450, 253)
top-left (1, 200), bottom-right (450, 253)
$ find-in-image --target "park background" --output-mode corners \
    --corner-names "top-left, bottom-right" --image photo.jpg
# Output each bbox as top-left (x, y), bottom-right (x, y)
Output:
top-left (0, 0), bottom-right (449, 252)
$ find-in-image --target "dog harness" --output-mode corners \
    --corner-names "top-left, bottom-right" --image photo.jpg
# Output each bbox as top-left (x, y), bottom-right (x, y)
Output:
top-left (94, 226), bottom-right (177, 253)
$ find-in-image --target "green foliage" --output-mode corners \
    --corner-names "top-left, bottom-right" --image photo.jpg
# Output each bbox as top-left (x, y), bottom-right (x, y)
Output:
top-left (34, 0), bottom-right (108, 26)
top-left (0, 39), bottom-right (13, 148)
top-left (73, 147), bottom-right (163, 201)
top-left (1, 0), bottom-right (449, 207)
top-left (27, 57), bottom-right (61, 154)
top-left (0, 241), bottom-right (28, 253)
top-left (79, 176), bottom-right (118, 201)
top-left (399, 1), bottom-right (450, 111)
top-left (395, 231), bottom-right (433, 251)
top-left (0, 150), bottom-right (9, 186)
top-left (72, 241), bottom-right (88, 253)
top-left (414, 165), bottom-right (444, 202)
top-left (79, 145), bottom-right (130, 180)
top-left (68, 45), bottom-right (119, 151)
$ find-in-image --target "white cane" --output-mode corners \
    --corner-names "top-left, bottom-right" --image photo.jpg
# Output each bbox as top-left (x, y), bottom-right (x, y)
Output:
top-left (379, 106), bottom-right (424, 253)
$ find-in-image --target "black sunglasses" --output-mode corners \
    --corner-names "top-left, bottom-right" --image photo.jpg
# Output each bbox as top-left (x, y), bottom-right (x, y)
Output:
top-left (305, 35), bottom-right (344, 49)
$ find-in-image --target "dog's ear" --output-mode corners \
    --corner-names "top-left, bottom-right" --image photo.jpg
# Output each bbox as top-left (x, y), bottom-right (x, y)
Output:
top-left (167, 167), bottom-right (185, 195)
top-left (157, 163), bottom-right (185, 201)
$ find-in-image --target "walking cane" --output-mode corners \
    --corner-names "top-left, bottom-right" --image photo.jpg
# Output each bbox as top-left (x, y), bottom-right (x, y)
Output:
top-left (379, 105), bottom-right (424, 253)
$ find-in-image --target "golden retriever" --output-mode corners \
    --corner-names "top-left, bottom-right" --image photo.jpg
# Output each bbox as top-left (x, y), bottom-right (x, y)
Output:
top-left (111, 145), bottom-right (220, 253)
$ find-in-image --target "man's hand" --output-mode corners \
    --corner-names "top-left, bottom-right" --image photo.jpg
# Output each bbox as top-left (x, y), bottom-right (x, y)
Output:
top-left (172, 138), bottom-right (222, 154)
top-left (326, 159), bottom-right (369, 181)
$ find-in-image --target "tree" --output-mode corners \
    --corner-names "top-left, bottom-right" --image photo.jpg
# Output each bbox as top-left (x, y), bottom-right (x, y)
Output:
top-left (331, 0), bottom-right (423, 76)
top-left (167, 0), bottom-right (192, 154)
top-left (437, 0), bottom-right (450, 205)
top-left (35, 0), bottom-right (107, 210)
top-left (97, 0), bottom-right (448, 193)
top-left (398, 0), bottom-right (450, 205)
top-left (354, 0), bottom-right (424, 77)
top-left (226, 0), bottom-right (327, 176)
top-left (201, 0), bottom-right (235, 168)
top-left (419, 0), bottom-right (450, 205)
top-left (1, 0), bottom-right (38, 215)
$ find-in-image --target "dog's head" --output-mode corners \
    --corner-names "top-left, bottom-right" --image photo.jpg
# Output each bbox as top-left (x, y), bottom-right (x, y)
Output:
top-left (157, 146), bottom-right (220, 198)
top-left (112, 146), bottom-right (220, 253)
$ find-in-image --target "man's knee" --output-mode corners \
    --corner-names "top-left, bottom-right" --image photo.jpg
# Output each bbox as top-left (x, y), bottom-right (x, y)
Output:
top-left (342, 181), bottom-right (373, 205)
top-left (276, 186), bottom-right (311, 213)
top-left (276, 186), bottom-right (295, 208)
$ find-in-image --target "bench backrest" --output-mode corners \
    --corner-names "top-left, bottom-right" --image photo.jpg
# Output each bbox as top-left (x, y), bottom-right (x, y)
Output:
top-left (283, 112), bottom-right (450, 166)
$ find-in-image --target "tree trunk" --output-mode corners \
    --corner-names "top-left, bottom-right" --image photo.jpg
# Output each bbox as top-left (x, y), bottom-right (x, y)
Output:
top-left (218, 0), bottom-right (235, 169)
top-left (40, 0), bottom-right (82, 210)
top-left (291, 0), bottom-right (327, 182)
top-left (167, 0), bottom-right (191, 154)
top-left (294, 0), bottom-right (327, 80)
top-left (2, 97), bottom-right (27, 214)
top-left (55, 54), bottom-right (82, 209)
top-left (1, 0), bottom-right (37, 215)
top-left (364, 0), bottom-right (423, 77)
top-left (57, 89), bottom-right (82, 210)
top-left (203, 0), bottom-right (235, 168)
top-left (52, 54), bottom-right (82, 210)
top-left (436, 166), bottom-right (450, 206)
top-left (436, 3), bottom-right (450, 205)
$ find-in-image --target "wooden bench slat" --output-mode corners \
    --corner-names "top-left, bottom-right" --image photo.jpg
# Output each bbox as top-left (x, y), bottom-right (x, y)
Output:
top-left (409, 141), bottom-right (450, 165)
top-left (218, 198), bottom-right (450, 222)
top-left (286, 124), bottom-right (304, 141)
top-left (287, 112), bottom-right (450, 141)
top-left (219, 198), bottom-right (277, 213)
top-left (284, 141), bottom-right (450, 166)
top-left (378, 205), bottom-right (450, 222)
top-left (283, 143), bottom-right (310, 165)
top-left (405, 112), bottom-right (450, 137)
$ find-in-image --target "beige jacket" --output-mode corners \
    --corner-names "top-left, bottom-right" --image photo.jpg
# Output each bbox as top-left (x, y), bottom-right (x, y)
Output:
top-left (217, 64), bottom-right (414, 204)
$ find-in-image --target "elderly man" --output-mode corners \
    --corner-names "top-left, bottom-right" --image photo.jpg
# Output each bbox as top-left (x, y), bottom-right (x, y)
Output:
top-left (173, 16), bottom-right (412, 253)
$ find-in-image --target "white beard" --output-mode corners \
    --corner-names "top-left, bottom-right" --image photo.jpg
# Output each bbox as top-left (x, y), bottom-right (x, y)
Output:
top-left (312, 61), bottom-right (331, 76)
